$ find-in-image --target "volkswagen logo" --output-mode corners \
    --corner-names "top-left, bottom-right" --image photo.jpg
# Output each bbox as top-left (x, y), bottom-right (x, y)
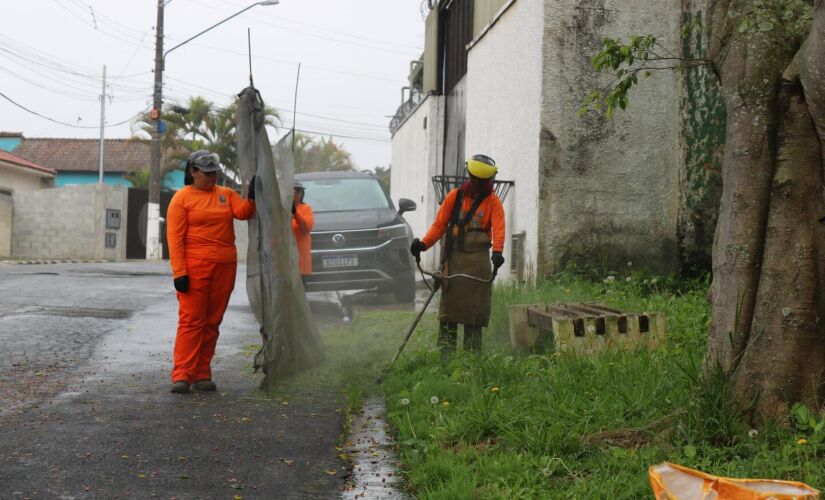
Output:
top-left (332, 233), bottom-right (346, 248)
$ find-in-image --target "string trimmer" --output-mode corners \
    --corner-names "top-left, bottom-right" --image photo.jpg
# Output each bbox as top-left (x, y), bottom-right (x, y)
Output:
top-left (376, 254), bottom-right (500, 383)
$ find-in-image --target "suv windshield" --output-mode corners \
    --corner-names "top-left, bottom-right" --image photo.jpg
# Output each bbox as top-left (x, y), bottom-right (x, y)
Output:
top-left (301, 178), bottom-right (390, 212)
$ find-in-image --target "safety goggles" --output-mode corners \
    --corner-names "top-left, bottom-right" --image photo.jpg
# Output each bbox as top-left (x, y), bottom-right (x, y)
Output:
top-left (191, 152), bottom-right (221, 170)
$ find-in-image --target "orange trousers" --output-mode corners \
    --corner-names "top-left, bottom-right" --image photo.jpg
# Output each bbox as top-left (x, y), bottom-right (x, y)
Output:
top-left (171, 258), bottom-right (237, 383)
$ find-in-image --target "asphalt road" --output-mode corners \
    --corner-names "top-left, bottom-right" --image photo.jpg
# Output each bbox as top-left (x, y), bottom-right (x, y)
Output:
top-left (0, 261), bottom-right (347, 499)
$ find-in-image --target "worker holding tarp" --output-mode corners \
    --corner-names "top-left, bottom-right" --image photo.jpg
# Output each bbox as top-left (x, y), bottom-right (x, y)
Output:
top-left (410, 154), bottom-right (506, 353)
top-left (291, 181), bottom-right (314, 278)
top-left (166, 150), bottom-right (256, 394)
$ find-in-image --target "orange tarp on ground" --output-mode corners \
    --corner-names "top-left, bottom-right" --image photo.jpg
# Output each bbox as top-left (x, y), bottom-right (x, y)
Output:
top-left (650, 462), bottom-right (819, 500)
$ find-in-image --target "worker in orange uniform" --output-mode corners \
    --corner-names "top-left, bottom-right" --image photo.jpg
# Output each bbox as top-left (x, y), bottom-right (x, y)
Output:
top-left (291, 181), bottom-right (314, 279)
top-left (410, 154), bottom-right (505, 353)
top-left (166, 150), bottom-right (256, 394)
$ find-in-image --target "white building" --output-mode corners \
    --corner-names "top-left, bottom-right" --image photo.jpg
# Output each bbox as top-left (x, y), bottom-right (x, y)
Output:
top-left (391, 0), bottom-right (689, 280)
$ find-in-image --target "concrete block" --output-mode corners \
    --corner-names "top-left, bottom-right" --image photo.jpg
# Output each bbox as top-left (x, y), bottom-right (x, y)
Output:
top-left (510, 302), bottom-right (665, 355)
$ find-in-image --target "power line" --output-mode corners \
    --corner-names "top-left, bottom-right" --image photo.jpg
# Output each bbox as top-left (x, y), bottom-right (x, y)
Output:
top-left (214, 0), bottom-right (422, 50)
top-left (187, 0), bottom-right (421, 56)
top-left (0, 37), bottom-right (151, 86)
top-left (163, 75), bottom-right (390, 131)
top-left (293, 128), bottom-right (391, 143)
top-left (0, 90), bottom-right (141, 129)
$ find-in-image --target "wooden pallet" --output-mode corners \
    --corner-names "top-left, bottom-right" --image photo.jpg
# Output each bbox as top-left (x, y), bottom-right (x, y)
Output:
top-left (509, 302), bottom-right (665, 354)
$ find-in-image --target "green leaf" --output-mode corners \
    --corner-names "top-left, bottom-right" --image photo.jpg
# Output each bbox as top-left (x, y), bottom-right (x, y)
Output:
top-left (684, 444), bottom-right (697, 458)
top-left (738, 18), bottom-right (751, 33)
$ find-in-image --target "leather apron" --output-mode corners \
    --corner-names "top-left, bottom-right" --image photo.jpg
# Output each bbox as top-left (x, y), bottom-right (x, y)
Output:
top-left (438, 205), bottom-right (493, 327)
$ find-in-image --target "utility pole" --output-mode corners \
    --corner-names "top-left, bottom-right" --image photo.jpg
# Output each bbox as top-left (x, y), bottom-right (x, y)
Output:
top-left (98, 64), bottom-right (106, 184)
top-left (147, 0), bottom-right (164, 260)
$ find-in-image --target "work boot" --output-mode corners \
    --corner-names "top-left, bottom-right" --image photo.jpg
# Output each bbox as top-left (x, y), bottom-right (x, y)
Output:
top-left (464, 325), bottom-right (483, 353)
top-left (170, 381), bottom-right (190, 394)
top-left (192, 379), bottom-right (217, 392)
top-left (438, 322), bottom-right (458, 354)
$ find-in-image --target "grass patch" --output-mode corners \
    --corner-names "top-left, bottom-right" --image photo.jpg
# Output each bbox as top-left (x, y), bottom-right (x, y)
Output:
top-left (378, 271), bottom-right (825, 498)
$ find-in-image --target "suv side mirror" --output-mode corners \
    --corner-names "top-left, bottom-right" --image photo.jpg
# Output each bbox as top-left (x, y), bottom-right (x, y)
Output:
top-left (398, 198), bottom-right (417, 215)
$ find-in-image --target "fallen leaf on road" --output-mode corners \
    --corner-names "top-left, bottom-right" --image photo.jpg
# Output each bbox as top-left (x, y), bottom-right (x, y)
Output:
top-left (137, 474), bottom-right (146, 478)
top-left (324, 470), bottom-right (337, 475)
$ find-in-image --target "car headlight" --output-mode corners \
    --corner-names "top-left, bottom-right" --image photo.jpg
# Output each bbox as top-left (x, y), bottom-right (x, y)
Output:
top-left (376, 223), bottom-right (408, 241)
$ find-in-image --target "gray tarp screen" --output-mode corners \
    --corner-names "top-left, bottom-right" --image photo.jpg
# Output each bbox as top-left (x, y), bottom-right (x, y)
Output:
top-left (236, 86), bottom-right (324, 390)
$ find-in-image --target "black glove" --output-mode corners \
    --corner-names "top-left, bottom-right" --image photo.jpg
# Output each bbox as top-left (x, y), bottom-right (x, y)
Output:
top-left (491, 251), bottom-right (505, 270)
top-left (291, 200), bottom-right (297, 215)
top-left (174, 275), bottom-right (190, 293)
top-left (410, 238), bottom-right (426, 259)
top-left (248, 175), bottom-right (256, 201)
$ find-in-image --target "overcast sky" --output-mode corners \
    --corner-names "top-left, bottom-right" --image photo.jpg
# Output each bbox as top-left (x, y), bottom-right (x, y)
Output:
top-left (1, 0), bottom-right (426, 169)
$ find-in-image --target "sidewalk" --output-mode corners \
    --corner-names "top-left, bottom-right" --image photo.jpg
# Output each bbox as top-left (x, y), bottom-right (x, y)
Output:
top-left (0, 263), bottom-right (347, 499)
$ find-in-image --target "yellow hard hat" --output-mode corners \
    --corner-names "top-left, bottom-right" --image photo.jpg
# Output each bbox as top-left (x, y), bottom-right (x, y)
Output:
top-left (466, 154), bottom-right (497, 180)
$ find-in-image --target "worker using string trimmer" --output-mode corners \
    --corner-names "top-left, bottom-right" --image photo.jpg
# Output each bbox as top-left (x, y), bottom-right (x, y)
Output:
top-left (410, 154), bottom-right (506, 353)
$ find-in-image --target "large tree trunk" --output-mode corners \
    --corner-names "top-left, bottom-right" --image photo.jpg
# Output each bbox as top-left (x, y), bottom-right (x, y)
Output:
top-left (706, 0), bottom-right (825, 416)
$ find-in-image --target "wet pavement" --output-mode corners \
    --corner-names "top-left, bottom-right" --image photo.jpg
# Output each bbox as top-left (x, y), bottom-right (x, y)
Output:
top-left (341, 398), bottom-right (406, 499)
top-left (0, 261), bottom-right (348, 499)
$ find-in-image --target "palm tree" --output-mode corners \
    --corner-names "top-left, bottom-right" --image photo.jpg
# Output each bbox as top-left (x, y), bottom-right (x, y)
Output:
top-left (131, 95), bottom-right (280, 188)
top-left (293, 134), bottom-right (355, 173)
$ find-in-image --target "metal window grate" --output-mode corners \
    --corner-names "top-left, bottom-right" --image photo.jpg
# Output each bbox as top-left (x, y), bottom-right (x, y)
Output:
top-left (431, 175), bottom-right (514, 204)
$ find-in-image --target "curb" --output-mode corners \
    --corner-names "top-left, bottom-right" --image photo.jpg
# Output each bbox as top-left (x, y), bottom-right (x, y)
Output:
top-left (0, 259), bottom-right (116, 265)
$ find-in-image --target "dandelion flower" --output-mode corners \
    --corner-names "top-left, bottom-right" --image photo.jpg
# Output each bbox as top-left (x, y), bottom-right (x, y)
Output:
top-left (748, 429), bottom-right (758, 439)
top-left (627, 261), bottom-right (632, 267)
top-left (651, 278), bottom-right (658, 284)
top-left (491, 387), bottom-right (500, 393)
top-left (400, 398), bottom-right (410, 406)
top-left (430, 396), bottom-right (439, 404)
top-left (643, 279), bottom-right (649, 285)
top-left (798, 438), bottom-right (808, 445)
top-left (626, 277), bottom-right (632, 283)
top-left (607, 275), bottom-right (615, 282)
top-left (443, 401), bottom-right (450, 408)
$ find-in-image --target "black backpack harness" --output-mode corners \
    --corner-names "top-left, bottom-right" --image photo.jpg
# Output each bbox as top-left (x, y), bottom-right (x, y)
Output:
top-left (443, 189), bottom-right (490, 261)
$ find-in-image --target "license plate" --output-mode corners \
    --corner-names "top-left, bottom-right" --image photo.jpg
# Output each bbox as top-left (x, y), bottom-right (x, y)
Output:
top-left (322, 255), bottom-right (358, 269)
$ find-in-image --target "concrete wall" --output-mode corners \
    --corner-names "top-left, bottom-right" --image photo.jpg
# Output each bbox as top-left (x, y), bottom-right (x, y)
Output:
top-left (465, 0), bottom-right (544, 281)
top-left (0, 165), bottom-right (53, 192)
top-left (538, 0), bottom-right (683, 274)
top-left (390, 95), bottom-right (445, 271)
top-left (11, 184), bottom-right (128, 260)
top-left (0, 189), bottom-right (11, 257)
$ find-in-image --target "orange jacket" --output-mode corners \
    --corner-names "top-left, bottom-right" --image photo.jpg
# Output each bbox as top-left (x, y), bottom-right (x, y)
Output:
top-left (167, 185), bottom-right (256, 278)
top-left (422, 188), bottom-right (505, 253)
top-left (292, 202), bottom-right (314, 275)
